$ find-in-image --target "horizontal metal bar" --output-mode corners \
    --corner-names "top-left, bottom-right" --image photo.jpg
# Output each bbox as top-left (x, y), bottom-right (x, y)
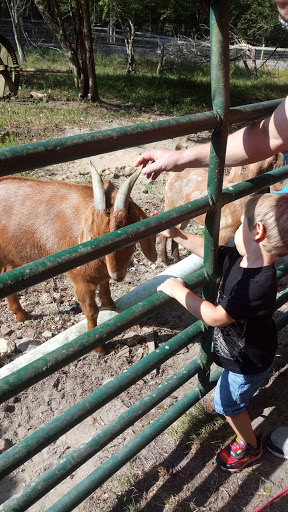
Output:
top-left (0, 196), bottom-right (210, 300)
top-left (0, 99), bottom-right (283, 176)
top-left (45, 369), bottom-right (222, 512)
top-left (221, 165), bottom-right (288, 205)
top-left (1, 164), bottom-right (288, 302)
top-left (0, 355), bottom-right (202, 509)
top-left (2, 253), bottom-right (287, 482)
top-left (276, 288), bottom-right (288, 310)
top-left (0, 268), bottom-right (207, 404)
top-left (275, 260), bottom-right (288, 309)
top-left (0, 113), bottom-right (217, 176)
top-left (275, 310), bottom-right (288, 331)
top-left (276, 259), bottom-right (288, 281)
top-left (229, 98), bottom-right (283, 125)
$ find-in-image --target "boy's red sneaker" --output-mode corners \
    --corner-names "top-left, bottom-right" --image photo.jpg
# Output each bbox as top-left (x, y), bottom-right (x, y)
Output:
top-left (216, 436), bottom-right (262, 472)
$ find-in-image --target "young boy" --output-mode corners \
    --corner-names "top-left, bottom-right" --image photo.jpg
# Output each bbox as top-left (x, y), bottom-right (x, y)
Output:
top-left (157, 193), bottom-right (288, 472)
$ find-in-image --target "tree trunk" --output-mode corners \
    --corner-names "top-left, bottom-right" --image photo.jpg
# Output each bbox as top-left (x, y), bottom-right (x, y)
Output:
top-left (157, 42), bottom-right (165, 75)
top-left (6, 0), bottom-right (26, 63)
top-left (34, 0), bottom-right (99, 101)
top-left (71, 0), bottom-right (89, 98)
top-left (81, 0), bottom-right (99, 101)
top-left (120, 16), bottom-right (136, 75)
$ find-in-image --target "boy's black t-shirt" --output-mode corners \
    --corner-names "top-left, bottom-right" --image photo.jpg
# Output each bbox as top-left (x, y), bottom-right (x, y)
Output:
top-left (214, 246), bottom-right (277, 375)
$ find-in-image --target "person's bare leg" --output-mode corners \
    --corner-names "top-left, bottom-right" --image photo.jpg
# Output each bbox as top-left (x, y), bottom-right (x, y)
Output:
top-left (225, 410), bottom-right (257, 447)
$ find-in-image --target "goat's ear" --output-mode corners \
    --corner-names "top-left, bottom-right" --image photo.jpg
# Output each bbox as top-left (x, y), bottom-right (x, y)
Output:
top-left (129, 202), bottom-right (157, 263)
top-left (79, 208), bottom-right (94, 243)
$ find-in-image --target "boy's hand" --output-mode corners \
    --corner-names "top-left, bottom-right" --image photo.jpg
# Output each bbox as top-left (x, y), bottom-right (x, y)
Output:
top-left (160, 227), bottom-right (179, 238)
top-left (151, 211), bottom-right (179, 239)
top-left (157, 277), bottom-right (186, 298)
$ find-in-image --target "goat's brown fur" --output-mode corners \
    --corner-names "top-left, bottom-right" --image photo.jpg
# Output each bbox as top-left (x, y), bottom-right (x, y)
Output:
top-left (162, 153), bottom-right (286, 263)
top-left (0, 174), bottom-right (157, 353)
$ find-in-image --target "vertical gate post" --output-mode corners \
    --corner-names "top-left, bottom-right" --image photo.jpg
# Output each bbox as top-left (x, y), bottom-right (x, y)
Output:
top-left (198, 0), bottom-right (230, 394)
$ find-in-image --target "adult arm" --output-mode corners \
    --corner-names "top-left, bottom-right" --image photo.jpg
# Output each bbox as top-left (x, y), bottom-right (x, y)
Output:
top-left (135, 96), bottom-right (288, 179)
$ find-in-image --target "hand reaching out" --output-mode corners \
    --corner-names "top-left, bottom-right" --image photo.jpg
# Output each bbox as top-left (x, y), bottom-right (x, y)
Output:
top-left (135, 149), bottom-right (186, 180)
top-left (150, 211), bottom-right (179, 239)
top-left (157, 277), bottom-right (186, 299)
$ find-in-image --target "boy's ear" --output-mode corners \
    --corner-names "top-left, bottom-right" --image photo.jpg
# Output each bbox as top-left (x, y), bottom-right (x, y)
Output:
top-left (254, 221), bottom-right (265, 241)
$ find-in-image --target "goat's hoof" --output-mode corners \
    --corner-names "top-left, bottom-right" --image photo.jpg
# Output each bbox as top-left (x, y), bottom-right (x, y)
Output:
top-left (16, 311), bottom-right (31, 322)
top-left (69, 302), bottom-right (82, 314)
top-left (100, 305), bottom-right (116, 311)
top-left (93, 345), bottom-right (106, 356)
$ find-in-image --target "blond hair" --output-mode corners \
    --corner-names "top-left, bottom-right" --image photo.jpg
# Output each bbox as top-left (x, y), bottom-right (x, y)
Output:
top-left (245, 193), bottom-right (288, 257)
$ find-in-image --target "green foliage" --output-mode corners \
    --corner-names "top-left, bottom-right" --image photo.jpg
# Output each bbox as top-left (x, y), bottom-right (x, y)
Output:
top-left (0, 132), bottom-right (16, 149)
top-left (99, 0), bottom-right (152, 26)
top-left (229, 0), bottom-right (286, 46)
top-left (157, 0), bottom-right (208, 38)
top-left (3, 0), bottom-right (287, 47)
top-left (97, 0), bottom-right (288, 45)
top-left (230, 0), bottom-right (271, 43)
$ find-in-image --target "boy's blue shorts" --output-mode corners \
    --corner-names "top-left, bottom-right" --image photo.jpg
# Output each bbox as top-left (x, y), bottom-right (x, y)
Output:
top-left (214, 367), bottom-right (271, 417)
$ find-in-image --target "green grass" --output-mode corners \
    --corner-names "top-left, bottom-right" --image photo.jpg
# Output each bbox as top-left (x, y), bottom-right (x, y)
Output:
top-left (168, 404), bottom-right (224, 445)
top-left (1, 47), bottom-right (287, 148)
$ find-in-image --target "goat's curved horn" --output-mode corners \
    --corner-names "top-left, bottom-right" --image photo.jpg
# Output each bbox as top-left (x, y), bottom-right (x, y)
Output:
top-left (90, 161), bottom-right (106, 211)
top-left (114, 168), bottom-right (141, 212)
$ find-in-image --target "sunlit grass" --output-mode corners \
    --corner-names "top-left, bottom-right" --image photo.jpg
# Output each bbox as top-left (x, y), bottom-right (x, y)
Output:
top-left (168, 404), bottom-right (224, 445)
top-left (1, 47), bottom-right (287, 148)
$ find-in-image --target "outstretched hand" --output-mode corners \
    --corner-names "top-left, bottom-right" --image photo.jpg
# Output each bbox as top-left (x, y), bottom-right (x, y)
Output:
top-left (135, 149), bottom-right (184, 180)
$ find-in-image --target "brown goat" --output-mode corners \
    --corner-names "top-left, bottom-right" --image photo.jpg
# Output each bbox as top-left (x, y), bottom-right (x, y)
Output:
top-left (0, 166), bottom-right (157, 354)
top-left (162, 153), bottom-right (286, 264)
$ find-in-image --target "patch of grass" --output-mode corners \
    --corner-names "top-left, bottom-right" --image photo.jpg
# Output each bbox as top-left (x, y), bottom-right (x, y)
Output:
top-left (1, 48), bottom-right (287, 147)
top-left (229, 64), bottom-right (288, 106)
top-left (24, 47), bottom-right (69, 69)
top-left (0, 132), bottom-right (17, 149)
top-left (109, 468), bottom-right (139, 511)
top-left (168, 404), bottom-right (224, 445)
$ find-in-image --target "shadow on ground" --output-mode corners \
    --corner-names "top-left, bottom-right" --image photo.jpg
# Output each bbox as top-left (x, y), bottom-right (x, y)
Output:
top-left (108, 334), bottom-right (288, 512)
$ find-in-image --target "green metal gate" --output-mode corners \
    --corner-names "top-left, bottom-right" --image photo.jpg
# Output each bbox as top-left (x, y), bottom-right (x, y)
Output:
top-left (1, 1), bottom-right (288, 510)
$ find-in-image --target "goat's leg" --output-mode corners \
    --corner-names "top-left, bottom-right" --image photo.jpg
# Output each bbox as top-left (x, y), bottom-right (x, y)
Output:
top-left (72, 280), bottom-right (105, 355)
top-left (160, 234), bottom-right (169, 265)
top-left (99, 281), bottom-right (115, 310)
top-left (171, 220), bottom-right (190, 262)
top-left (171, 239), bottom-right (180, 263)
top-left (6, 294), bottom-right (30, 322)
top-left (1, 266), bottom-right (30, 322)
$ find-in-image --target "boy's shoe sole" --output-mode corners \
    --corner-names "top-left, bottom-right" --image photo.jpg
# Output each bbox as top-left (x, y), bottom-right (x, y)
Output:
top-left (216, 450), bottom-right (262, 473)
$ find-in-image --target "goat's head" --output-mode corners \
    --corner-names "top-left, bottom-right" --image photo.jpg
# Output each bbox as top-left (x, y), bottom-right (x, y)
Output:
top-left (80, 164), bottom-right (157, 282)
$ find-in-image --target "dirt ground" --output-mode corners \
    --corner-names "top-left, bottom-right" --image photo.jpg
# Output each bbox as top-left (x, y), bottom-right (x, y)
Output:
top-left (0, 120), bottom-right (288, 512)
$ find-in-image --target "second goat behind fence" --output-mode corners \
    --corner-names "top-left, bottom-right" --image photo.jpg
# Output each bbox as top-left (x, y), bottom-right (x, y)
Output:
top-left (162, 153), bottom-right (286, 264)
